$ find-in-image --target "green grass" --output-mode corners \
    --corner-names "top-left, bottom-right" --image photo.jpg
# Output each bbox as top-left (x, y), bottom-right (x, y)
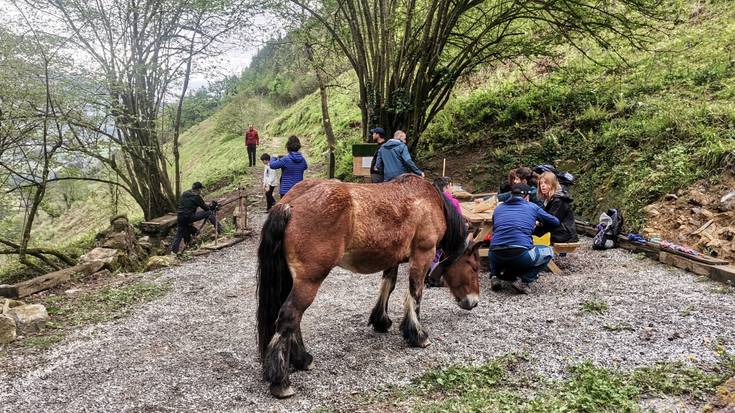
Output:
top-left (354, 349), bottom-right (735, 413)
top-left (43, 280), bottom-right (171, 325)
top-left (16, 334), bottom-right (65, 350)
top-left (266, 72), bottom-right (363, 180)
top-left (580, 297), bottom-right (609, 315)
top-left (417, 0), bottom-right (735, 227)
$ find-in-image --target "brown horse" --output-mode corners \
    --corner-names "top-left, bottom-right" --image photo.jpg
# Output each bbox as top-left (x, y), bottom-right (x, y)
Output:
top-left (256, 174), bottom-right (481, 398)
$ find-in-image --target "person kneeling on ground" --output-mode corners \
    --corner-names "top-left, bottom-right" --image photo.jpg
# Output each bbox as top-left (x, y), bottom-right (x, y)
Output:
top-left (170, 182), bottom-right (221, 254)
top-left (489, 183), bottom-right (560, 294)
top-left (534, 171), bottom-right (579, 243)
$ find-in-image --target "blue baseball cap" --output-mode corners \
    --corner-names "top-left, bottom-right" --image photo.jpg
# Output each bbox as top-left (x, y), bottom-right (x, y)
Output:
top-left (370, 127), bottom-right (386, 137)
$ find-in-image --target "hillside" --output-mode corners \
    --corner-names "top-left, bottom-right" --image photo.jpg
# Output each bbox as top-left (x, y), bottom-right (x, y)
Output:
top-left (260, 0), bottom-right (735, 233)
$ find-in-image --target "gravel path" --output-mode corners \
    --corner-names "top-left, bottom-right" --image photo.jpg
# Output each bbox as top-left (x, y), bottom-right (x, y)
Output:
top-left (2, 213), bottom-right (735, 413)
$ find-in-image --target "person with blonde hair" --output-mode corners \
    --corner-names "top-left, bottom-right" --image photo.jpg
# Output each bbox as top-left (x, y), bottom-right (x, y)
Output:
top-left (534, 171), bottom-right (578, 243)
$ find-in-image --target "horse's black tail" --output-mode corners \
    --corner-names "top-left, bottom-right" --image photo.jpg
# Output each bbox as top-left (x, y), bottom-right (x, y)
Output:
top-left (256, 203), bottom-right (293, 360)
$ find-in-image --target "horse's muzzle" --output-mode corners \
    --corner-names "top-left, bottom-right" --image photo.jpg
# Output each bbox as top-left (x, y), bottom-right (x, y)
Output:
top-left (458, 294), bottom-right (479, 310)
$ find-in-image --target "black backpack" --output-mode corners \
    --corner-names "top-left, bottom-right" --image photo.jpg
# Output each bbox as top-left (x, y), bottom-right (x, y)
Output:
top-left (593, 209), bottom-right (624, 250)
top-left (533, 164), bottom-right (575, 188)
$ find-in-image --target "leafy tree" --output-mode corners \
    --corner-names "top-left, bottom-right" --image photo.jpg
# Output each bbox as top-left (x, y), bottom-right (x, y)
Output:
top-left (20, 0), bottom-right (263, 219)
top-left (287, 0), bottom-right (672, 150)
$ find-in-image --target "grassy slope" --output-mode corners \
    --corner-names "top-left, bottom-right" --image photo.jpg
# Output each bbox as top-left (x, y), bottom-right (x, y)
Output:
top-left (266, 72), bottom-right (362, 180)
top-left (419, 1), bottom-right (735, 227)
top-left (265, 1), bottom-right (735, 228)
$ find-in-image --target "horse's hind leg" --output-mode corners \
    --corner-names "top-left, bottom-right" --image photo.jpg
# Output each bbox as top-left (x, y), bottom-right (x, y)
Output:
top-left (289, 327), bottom-right (313, 371)
top-left (400, 250), bottom-right (433, 348)
top-left (264, 278), bottom-right (321, 398)
top-left (368, 266), bottom-right (398, 333)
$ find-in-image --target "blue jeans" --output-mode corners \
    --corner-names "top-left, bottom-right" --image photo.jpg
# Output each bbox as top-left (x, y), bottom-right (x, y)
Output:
top-left (488, 246), bottom-right (554, 284)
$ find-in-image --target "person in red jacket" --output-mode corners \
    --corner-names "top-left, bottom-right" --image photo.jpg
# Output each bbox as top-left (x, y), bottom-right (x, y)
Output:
top-left (245, 124), bottom-right (259, 167)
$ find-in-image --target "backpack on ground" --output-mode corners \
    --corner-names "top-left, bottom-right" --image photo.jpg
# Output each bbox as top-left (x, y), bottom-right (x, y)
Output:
top-left (593, 209), bottom-right (624, 250)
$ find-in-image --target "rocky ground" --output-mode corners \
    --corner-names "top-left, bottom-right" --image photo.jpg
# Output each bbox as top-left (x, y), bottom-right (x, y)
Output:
top-left (643, 175), bottom-right (735, 263)
top-left (1, 211), bottom-right (735, 413)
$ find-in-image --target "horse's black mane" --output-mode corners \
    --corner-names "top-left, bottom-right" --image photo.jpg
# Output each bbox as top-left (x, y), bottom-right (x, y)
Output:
top-left (433, 182), bottom-right (467, 261)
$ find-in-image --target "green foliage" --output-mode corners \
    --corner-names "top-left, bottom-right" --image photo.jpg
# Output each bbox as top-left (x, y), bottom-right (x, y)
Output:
top-left (266, 72), bottom-right (363, 180)
top-left (46, 281), bottom-right (171, 325)
top-left (397, 349), bottom-right (735, 413)
top-left (16, 334), bottom-right (65, 350)
top-left (580, 298), bottom-right (609, 315)
top-left (418, 0), bottom-right (735, 228)
top-left (417, 354), bottom-right (521, 393)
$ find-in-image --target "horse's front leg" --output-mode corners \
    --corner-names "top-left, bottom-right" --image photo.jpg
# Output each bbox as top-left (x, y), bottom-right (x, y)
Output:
top-left (400, 249), bottom-right (433, 348)
top-left (264, 278), bottom-right (320, 398)
top-left (368, 266), bottom-right (399, 332)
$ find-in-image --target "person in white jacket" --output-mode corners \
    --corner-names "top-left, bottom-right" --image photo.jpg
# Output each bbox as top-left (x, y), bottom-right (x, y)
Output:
top-left (260, 153), bottom-right (278, 211)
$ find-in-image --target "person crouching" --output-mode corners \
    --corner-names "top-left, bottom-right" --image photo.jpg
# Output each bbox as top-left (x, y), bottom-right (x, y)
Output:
top-left (488, 183), bottom-right (560, 294)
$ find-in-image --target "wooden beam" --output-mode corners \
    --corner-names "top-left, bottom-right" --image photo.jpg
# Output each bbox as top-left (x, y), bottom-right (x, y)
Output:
top-left (0, 263), bottom-right (96, 299)
top-left (201, 236), bottom-right (246, 251)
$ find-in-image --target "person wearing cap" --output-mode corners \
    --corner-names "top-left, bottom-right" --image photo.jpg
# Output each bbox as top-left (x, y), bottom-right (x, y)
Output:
top-left (488, 183), bottom-right (560, 293)
top-left (369, 127), bottom-right (387, 183)
top-left (375, 129), bottom-right (424, 182)
top-left (170, 182), bottom-right (219, 254)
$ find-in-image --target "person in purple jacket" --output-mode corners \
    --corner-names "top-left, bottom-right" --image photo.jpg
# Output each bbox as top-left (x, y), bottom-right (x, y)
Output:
top-left (489, 183), bottom-right (560, 294)
top-left (269, 135), bottom-right (308, 198)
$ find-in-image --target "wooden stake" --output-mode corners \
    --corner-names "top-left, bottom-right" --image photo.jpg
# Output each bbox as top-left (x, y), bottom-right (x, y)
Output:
top-left (442, 158), bottom-right (446, 177)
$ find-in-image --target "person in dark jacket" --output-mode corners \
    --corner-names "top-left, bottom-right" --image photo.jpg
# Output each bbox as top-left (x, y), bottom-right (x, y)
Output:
top-left (245, 124), bottom-right (260, 167)
top-left (488, 184), bottom-right (560, 294)
top-left (170, 182), bottom-right (219, 254)
top-left (375, 130), bottom-right (424, 182)
top-left (534, 172), bottom-right (579, 243)
top-left (369, 127), bottom-right (387, 183)
top-left (269, 135), bottom-right (308, 197)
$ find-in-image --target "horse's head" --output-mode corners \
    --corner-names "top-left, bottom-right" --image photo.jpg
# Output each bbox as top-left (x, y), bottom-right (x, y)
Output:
top-left (429, 240), bottom-right (481, 310)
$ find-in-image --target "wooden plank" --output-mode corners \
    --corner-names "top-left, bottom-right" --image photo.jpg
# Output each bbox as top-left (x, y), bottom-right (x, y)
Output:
top-left (140, 213), bottom-right (178, 234)
top-left (8, 264), bottom-right (91, 298)
top-left (553, 242), bottom-right (580, 254)
top-left (659, 251), bottom-right (712, 276)
top-left (201, 236), bottom-right (246, 251)
top-left (710, 265), bottom-right (735, 285)
top-left (547, 261), bottom-right (562, 274)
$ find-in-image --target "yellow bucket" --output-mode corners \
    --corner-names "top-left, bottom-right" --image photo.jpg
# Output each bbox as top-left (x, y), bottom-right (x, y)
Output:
top-left (533, 232), bottom-right (551, 246)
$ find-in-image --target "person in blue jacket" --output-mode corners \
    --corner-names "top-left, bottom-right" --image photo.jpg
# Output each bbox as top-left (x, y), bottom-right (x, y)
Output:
top-left (269, 135), bottom-right (308, 197)
top-left (374, 130), bottom-right (424, 182)
top-left (489, 183), bottom-right (560, 294)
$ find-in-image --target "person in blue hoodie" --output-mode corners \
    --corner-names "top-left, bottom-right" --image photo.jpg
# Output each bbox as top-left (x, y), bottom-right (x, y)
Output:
top-left (374, 130), bottom-right (424, 182)
top-left (489, 183), bottom-right (560, 294)
top-left (269, 135), bottom-right (308, 197)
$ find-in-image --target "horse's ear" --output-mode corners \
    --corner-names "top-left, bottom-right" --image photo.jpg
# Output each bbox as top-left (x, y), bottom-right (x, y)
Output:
top-left (465, 241), bottom-right (482, 256)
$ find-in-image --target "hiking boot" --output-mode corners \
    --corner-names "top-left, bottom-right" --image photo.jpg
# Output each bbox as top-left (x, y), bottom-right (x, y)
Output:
top-left (489, 276), bottom-right (502, 291)
top-left (510, 279), bottom-right (529, 294)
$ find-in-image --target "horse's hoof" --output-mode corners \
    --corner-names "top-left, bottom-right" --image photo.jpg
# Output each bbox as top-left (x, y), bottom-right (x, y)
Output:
top-left (417, 338), bottom-right (431, 348)
top-left (306, 360), bottom-right (315, 370)
top-left (270, 384), bottom-right (295, 399)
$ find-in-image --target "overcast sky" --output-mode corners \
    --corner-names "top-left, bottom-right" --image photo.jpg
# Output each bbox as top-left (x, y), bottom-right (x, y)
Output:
top-left (0, 0), bottom-right (272, 91)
